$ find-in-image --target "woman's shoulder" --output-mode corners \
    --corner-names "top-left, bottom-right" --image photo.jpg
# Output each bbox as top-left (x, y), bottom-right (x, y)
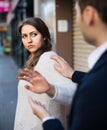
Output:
top-left (34, 51), bottom-right (57, 70)
top-left (41, 51), bottom-right (57, 57)
top-left (39, 51), bottom-right (57, 61)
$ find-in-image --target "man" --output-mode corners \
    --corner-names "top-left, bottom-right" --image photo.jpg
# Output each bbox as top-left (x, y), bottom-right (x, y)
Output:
top-left (17, 0), bottom-right (107, 129)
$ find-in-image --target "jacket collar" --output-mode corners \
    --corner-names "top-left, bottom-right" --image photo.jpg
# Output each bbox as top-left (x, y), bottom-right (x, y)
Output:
top-left (89, 50), bottom-right (107, 73)
top-left (88, 41), bottom-right (107, 69)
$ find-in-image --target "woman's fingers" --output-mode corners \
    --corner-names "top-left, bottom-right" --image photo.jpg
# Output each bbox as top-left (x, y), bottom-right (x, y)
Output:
top-left (17, 68), bottom-right (40, 80)
top-left (28, 96), bottom-right (50, 120)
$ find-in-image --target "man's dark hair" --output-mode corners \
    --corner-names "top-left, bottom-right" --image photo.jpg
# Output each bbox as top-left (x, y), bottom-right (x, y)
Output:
top-left (76, 0), bottom-right (107, 23)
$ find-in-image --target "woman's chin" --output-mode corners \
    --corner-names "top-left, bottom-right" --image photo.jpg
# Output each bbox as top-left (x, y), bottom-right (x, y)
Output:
top-left (28, 49), bottom-right (36, 53)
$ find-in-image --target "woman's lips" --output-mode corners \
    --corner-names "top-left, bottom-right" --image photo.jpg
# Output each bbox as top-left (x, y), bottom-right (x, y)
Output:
top-left (28, 45), bottom-right (35, 49)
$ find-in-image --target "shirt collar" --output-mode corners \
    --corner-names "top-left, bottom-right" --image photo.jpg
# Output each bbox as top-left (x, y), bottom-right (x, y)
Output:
top-left (88, 41), bottom-right (107, 69)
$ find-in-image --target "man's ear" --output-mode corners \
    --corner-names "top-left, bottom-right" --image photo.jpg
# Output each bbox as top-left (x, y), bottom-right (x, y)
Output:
top-left (83, 6), bottom-right (95, 26)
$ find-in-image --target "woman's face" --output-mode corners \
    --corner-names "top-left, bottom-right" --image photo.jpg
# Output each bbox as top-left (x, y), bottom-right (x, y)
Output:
top-left (21, 24), bottom-right (44, 53)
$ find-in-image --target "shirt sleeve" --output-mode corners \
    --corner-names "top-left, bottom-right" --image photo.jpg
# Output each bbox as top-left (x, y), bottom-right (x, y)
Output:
top-left (42, 116), bottom-right (55, 123)
top-left (51, 82), bottom-right (77, 105)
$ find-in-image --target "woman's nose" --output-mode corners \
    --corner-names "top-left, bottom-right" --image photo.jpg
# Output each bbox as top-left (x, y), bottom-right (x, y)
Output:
top-left (27, 35), bottom-right (32, 42)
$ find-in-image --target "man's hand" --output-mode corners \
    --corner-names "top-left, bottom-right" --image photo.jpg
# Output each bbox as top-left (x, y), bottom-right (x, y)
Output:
top-left (17, 68), bottom-right (55, 97)
top-left (51, 55), bottom-right (74, 79)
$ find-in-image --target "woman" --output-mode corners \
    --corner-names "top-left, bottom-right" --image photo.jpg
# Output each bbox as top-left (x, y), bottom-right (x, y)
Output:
top-left (14, 17), bottom-right (77, 130)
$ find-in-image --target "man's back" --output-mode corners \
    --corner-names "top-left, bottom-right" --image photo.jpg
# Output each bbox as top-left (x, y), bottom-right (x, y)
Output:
top-left (69, 50), bottom-right (107, 130)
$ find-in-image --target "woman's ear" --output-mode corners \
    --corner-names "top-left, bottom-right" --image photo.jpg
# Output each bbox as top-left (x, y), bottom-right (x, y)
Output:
top-left (44, 38), bottom-right (46, 40)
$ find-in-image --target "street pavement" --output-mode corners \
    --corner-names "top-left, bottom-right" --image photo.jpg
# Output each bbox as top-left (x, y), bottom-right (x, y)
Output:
top-left (0, 53), bottom-right (19, 130)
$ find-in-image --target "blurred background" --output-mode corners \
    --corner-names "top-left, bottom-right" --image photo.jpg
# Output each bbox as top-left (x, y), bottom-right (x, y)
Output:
top-left (0, 0), bottom-right (56, 68)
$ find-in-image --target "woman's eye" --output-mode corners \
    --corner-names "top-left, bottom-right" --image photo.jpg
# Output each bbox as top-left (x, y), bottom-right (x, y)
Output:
top-left (21, 35), bottom-right (27, 39)
top-left (31, 33), bottom-right (37, 37)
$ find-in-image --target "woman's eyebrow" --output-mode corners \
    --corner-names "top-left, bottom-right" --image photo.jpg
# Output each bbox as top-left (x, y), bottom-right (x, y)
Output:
top-left (21, 31), bottom-right (37, 35)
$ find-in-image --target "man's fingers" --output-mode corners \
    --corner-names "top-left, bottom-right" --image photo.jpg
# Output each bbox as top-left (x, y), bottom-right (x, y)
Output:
top-left (50, 55), bottom-right (62, 64)
top-left (51, 55), bottom-right (66, 66)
